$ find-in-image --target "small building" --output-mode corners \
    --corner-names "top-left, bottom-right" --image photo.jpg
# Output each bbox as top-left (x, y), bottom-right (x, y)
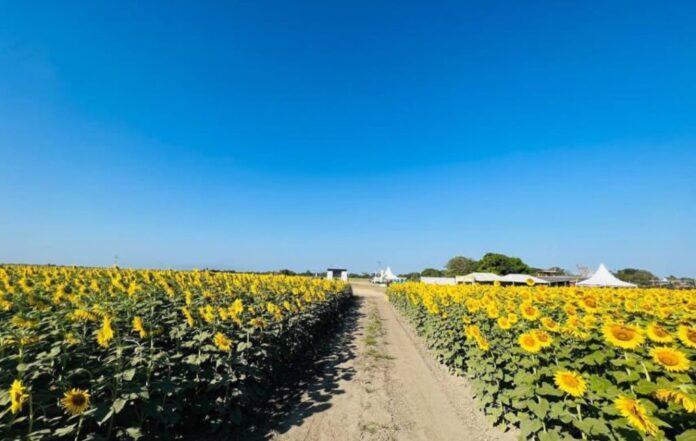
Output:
top-left (456, 272), bottom-right (501, 285)
top-left (499, 274), bottom-right (550, 286)
top-left (326, 268), bottom-right (348, 281)
top-left (420, 277), bottom-right (456, 285)
top-left (539, 275), bottom-right (581, 286)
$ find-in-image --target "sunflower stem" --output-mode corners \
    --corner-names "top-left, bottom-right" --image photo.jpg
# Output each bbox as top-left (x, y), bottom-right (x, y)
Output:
top-left (28, 393), bottom-right (34, 436)
top-left (640, 362), bottom-right (651, 382)
top-left (74, 414), bottom-right (84, 441)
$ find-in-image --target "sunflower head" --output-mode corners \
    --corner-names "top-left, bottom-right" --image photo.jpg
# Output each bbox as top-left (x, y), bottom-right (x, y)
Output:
top-left (213, 332), bottom-right (233, 352)
top-left (532, 330), bottom-right (553, 347)
top-left (9, 379), bottom-right (28, 414)
top-left (497, 317), bottom-right (511, 330)
top-left (554, 370), bottom-right (586, 397)
top-left (520, 302), bottom-right (540, 321)
top-left (541, 317), bottom-right (559, 332)
top-left (646, 323), bottom-right (673, 343)
top-left (649, 346), bottom-right (690, 372)
top-left (518, 332), bottom-right (542, 353)
top-left (677, 325), bottom-right (696, 349)
top-left (60, 388), bottom-right (91, 416)
top-left (655, 387), bottom-right (696, 413)
top-left (614, 395), bottom-right (658, 436)
top-left (602, 322), bottom-right (644, 350)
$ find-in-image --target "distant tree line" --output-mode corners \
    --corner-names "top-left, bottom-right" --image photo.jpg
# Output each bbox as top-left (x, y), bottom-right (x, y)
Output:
top-left (400, 253), bottom-right (690, 288)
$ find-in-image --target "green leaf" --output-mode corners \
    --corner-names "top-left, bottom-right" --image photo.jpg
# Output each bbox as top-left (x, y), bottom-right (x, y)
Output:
top-left (537, 382), bottom-right (564, 397)
top-left (112, 398), bottom-right (127, 414)
top-left (122, 368), bottom-right (136, 381)
top-left (573, 417), bottom-right (611, 437)
top-left (528, 398), bottom-right (550, 419)
top-left (126, 427), bottom-right (143, 439)
top-left (676, 429), bottom-right (696, 441)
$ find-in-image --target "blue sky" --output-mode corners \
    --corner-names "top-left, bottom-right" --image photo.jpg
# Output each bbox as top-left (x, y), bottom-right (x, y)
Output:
top-left (1, 1), bottom-right (694, 276)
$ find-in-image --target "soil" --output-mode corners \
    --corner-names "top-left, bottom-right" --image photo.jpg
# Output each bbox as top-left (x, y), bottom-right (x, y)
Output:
top-left (254, 281), bottom-right (517, 441)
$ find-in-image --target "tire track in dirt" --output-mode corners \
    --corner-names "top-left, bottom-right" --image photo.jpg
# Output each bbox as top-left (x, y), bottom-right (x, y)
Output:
top-left (265, 281), bottom-right (516, 441)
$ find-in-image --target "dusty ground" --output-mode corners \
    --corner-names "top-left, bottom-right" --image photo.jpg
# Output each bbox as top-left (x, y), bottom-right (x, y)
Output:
top-left (253, 281), bottom-right (516, 441)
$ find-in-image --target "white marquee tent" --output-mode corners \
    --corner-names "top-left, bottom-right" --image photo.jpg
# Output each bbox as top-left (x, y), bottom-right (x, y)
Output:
top-left (372, 266), bottom-right (405, 284)
top-left (576, 264), bottom-right (637, 288)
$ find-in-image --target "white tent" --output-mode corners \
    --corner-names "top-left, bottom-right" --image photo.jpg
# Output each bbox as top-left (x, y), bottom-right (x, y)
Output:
top-left (372, 266), bottom-right (405, 284)
top-left (576, 264), bottom-right (637, 288)
top-left (383, 266), bottom-right (401, 281)
top-left (499, 274), bottom-right (550, 285)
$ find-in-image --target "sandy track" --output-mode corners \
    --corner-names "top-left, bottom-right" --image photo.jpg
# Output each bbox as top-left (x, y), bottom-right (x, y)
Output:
top-left (262, 282), bottom-right (516, 441)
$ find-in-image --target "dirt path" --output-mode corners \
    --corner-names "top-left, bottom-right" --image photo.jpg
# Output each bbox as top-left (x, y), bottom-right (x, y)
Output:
top-left (261, 282), bottom-right (516, 441)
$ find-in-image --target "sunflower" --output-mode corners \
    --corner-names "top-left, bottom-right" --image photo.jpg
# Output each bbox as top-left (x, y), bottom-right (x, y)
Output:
top-left (520, 302), bottom-right (540, 321)
top-left (602, 322), bottom-right (644, 350)
top-left (614, 395), bottom-right (657, 436)
top-left (96, 317), bottom-right (114, 348)
top-left (554, 370), bottom-right (586, 397)
top-left (465, 325), bottom-right (481, 340)
top-left (579, 295), bottom-right (598, 312)
top-left (649, 347), bottom-right (690, 372)
top-left (60, 388), bottom-right (91, 416)
top-left (525, 278), bottom-right (535, 286)
top-left (655, 388), bottom-right (696, 413)
top-left (540, 317), bottom-right (559, 332)
top-left (181, 307), bottom-right (195, 327)
top-left (532, 330), bottom-right (553, 348)
top-left (213, 332), bottom-right (233, 352)
top-left (132, 316), bottom-right (147, 338)
top-left (10, 379), bottom-right (28, 414)
top-left (497, 317), bottom-right (512, 330)
top-left (518, 332), bottom-right (542, 353)
top-left (507, 312), bottom-right (518, 324)
top-left (486, 304), bottom-right (499, 319)
top-left (475, 335), bottom-right (490, 351)
top-left (677, 325), bottom-right (696, 349)
top-left (646, 323), bottom-right (673, 343)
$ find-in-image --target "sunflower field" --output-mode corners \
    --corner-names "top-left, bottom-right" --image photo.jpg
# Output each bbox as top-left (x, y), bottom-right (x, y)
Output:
top-left (388, 282), bottom-right (696, 441)
top-left (0, 265), bottom-right (351, 440)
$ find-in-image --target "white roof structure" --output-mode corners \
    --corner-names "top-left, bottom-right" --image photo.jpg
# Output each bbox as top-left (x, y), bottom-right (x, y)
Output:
top-left (383, 267), bottom-right (402, 281)
top-left (372, 266), bottom-right (405, 284)
top-left (421, 277), bottom-right (456, 285)
top-left (456, 272), bottom-right (501, 283)
top-left (499, 274), bottom-right (550, 285)
top-left (576, 264), bottom-right (637, 288)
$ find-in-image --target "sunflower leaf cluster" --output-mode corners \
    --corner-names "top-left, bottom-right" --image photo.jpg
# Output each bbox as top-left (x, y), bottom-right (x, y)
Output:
top-left (0, 265), bottom-right (351, 439)
top-left (388, 282), bottom-right (695, 440)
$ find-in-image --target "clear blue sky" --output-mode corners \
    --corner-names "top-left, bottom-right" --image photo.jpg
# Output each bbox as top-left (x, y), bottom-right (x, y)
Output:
top-left (1, 1), bottom-right (694, 276)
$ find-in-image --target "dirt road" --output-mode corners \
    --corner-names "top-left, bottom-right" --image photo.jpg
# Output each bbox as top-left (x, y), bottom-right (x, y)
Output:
top-left (263, 282), bottom-right (516, 441)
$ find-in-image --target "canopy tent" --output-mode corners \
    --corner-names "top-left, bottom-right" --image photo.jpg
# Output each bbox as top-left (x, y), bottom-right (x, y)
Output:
top-left (576, 264), bottom-right (637, 288)
top-left (372, 266), bottom-right (405, 284)
top-left (499, 274), bottom-right (550, 285)
top-left (383, 266), bottom-right (401, 281)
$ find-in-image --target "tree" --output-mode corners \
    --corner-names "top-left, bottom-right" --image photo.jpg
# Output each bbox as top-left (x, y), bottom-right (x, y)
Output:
top-left (445, 256), bottom-right (478, 276)
top-left (615, 268), bottom-right (655, 287)
top-left (476, 253), bottom-right (530, 275)
top-left (399, 272), bottom-right (421, 281)
top-left (421, 268), bottom-right (444, 277)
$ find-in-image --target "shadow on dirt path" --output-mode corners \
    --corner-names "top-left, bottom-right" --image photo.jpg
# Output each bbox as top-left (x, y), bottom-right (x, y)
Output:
top-left (241, 295), bottom-right (364, 440)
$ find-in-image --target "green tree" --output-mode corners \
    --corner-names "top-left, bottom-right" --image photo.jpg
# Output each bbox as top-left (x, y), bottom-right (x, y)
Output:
top-left (615, 268), bottom-right (656, 287)
top-left (421, 268), bottom-right (444, 277)
top-left (476, 253), bottom-right (530, 275)
top-left (444, 256), bottom-right (478, 276)
top-left (399, 272), bottom-right (421, 281)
